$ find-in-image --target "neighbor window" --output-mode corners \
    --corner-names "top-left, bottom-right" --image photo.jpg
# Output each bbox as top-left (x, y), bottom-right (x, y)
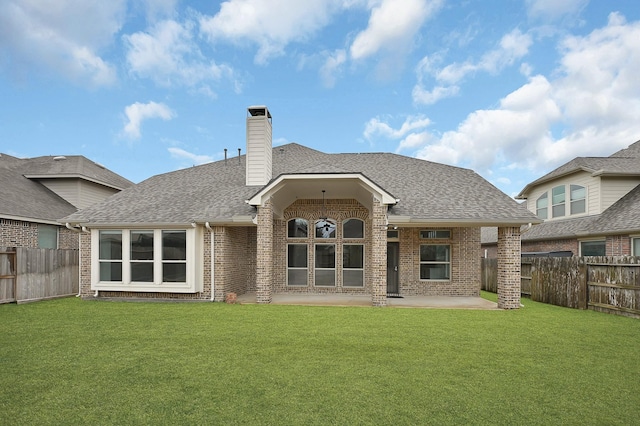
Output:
top-left (580, 240), bottom-right (605, 256)
top-left (552, 185), bottom-right (565, 218)
top-left (315, 244), bottom-right (336, 286)
top-left (287, 244), bottom-right (308, 286)
top-left (287, 219), bottom-right (308, 238)
top-left (420, 230), bottom-right (451, 239)
top-left (343, 218), bottom-right (364, 239)
top-left (343, 244), bottom-right (364, 287)
top-left (99, 231), bottom-right (122, 282)
top-left (38, 224), bottom-right (58, 249)
top-left (570, 185), bottom-right (586, 215)
top-left (420, 245), bottom-right (450, 280)
top-left (536, 193), bottom-right (548, 220)
top-left (315, 219), bottom-right (336, 238)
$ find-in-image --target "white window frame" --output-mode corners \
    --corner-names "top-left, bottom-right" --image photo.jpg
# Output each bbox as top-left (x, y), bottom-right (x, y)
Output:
top-left (536, 192), bottom-right (548, 220)
top-left (632, 237), bottom-right (640, 256)
top-left (419, 244), bottom-right (451, 281)
top-left (343, 244), bottom-right (364, 287)
top-left (420, 229), bottom-right (451, 239)
top-left (343, 218), bottom-right (365, 239)
top-left (570, 184), bottom-right (586, 215)
top-left (91, 228), bottom-right (201, 293)
top-left (314, 243), bottom-right (336, 287)
top-left (287, 218), bottom-right (308, 238)
top-left (552, 185), bottom-right (566, 218)
top-left (287, 243), bottom-right (308, 287)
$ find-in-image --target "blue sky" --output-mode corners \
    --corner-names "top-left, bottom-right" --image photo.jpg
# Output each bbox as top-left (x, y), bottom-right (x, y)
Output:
top-left (1, 0), bottom-right (639, 197)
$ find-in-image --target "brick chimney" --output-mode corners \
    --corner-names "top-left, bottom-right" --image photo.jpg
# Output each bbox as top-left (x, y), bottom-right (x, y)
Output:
top-left (245, 106), bottom-right (272, 186)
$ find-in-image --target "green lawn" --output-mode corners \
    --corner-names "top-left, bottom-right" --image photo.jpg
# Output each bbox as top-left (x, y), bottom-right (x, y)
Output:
top-left (1, 293), bottom-right (639, 425)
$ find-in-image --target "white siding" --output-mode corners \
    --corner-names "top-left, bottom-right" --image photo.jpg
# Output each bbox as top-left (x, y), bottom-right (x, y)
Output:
top-left (600, 177), bottom-right (640, 211)
top-left (246, 113), bottom-right (273, 186)
top-left (525, 171), bottom-right (600, 220)
top-left (38, 178), bottom-right (119, 209)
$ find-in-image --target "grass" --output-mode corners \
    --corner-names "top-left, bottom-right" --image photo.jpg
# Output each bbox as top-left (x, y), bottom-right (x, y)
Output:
top-left (1, 293), bottom-right (639, 425)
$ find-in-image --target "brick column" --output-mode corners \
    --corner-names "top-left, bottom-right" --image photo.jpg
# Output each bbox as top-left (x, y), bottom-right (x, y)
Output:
top-left (371, 197), bottom-right (387, 307)
top-left (79, 231), bottom-right (92, 298)
top-left (256, 200), bottom-right (273, 304)
top-left (497, 226), bottom-right (521, 309)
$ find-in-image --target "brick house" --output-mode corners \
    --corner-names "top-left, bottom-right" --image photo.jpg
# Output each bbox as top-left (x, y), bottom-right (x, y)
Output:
top-left (63, 106), bottom-right (539, 308)
top-left (1, 153), bottom-right (132, 249)
top-left (482, 140), bottom-right (640, 258)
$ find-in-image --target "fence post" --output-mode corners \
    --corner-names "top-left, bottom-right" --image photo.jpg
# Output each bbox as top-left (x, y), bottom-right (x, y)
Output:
top-left (577, 257), bottom-right (587, 310)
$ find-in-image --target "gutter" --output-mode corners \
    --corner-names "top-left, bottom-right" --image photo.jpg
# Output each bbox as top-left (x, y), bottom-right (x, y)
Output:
top-left (205, 222), bottom-right (215, 301)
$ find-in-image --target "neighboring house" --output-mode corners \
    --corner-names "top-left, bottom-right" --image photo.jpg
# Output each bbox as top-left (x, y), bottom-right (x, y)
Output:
top-left (63, 106), bottom-right (539, 308)
top-left (482, 140), bottom-right (640, 258)
top-left (0, 153), bottom-right (133, 249)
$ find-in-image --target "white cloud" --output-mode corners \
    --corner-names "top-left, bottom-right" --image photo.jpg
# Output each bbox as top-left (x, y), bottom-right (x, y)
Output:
top-left (413, 29), bottom-right (533, 105)
top-left (364, 115), bottom-right (432, 152)
top-left (319, 49), bottom-right (347, 88)
top-left (123, 101), bottom-right (176, 139)
top-left (409, 13), bottom-right (640, 177)
top-left (526, 0), bottom-right (588, 20)
top-left (168, 147), bottom-right (214, 165)
top-left (0, 0), bottom-right (124, 86)
top-left (349, 0), bottom-right (441, 60)
top-left (124, 19), bottom-right (239, 92)
top-left (199, 0), bottom-right (345, 64)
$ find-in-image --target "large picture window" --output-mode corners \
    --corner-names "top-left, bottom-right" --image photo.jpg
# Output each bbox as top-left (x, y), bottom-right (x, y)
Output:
top-left (287, 244), bottom-right (308, 286)
top-left (420, 245), bottom-right (450, 280)
top-left (315, 244), bottom-right (336, 286)
top-left (343, 244), bottom-right (364, 287)
top-left (92, 229), bottom-right (197, 293)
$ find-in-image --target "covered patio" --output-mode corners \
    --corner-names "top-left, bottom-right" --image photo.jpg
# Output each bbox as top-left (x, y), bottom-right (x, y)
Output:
top-left (236, 292), bottom-right (499, 309)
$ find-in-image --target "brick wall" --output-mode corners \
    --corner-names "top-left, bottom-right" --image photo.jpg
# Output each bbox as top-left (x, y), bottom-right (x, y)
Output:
top-left (212, 226), bottom-right (256, 301)
top-left (398, 227), bottom-right (480, 297)
top-left (0, 219), bottom-right (78, 249)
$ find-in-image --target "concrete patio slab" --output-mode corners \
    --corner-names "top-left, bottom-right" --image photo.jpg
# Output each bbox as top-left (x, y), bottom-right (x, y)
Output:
top-left (235, 292), bottom-right (499, 309)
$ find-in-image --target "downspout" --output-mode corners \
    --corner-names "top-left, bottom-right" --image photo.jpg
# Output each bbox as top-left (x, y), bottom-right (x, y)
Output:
top-left (521, 223), bottom-right (533, 235)
top-left (205, 222), bottom-right (215, 301)
top-left (65, 223), bottom-right (84, 298)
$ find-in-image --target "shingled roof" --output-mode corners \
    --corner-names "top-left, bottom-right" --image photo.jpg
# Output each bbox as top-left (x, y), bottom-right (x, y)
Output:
top-left (64, 143), bottom-right (538, 226)
top-left (1, 154), bottom-right (133, 223)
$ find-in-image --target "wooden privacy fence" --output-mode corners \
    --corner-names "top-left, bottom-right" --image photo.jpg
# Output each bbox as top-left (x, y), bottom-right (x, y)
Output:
top-left (0, 247), bottom-right (79, 304)
top-left (481, 256), bottom-right (640, 318)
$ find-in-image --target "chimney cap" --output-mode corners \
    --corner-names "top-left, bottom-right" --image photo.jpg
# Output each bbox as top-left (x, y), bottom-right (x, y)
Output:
top-left (247, 105), bottom-right (272, 119)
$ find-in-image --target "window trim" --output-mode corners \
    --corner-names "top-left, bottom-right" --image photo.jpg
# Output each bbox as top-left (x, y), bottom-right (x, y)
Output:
top-left (287, 218), bottom-right (309, 238)
top-left (287, 243), bottom-right (308, 287)
top-left (551, 185), bottom-right (566, 218)
top-left (419, 244), bottom-right (451, 281)
top-left (343, 218), bottom-right (365, 239)
top-left (314, 243), bottom-right (336, 287)
top-left (536, 192), bottom-right (548, 220)
top-left (570, 184), bottom-right (586, 215)
top-left (92, 228), bottom-right (200, 293)
top-left (343, 243), bottom-right (364, 288)
top-left (632, 236), bottom-right (640, 256)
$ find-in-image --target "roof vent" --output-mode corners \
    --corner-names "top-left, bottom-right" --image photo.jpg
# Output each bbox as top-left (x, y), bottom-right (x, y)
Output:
top-left (53, 156), bottom-right (67, 161)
